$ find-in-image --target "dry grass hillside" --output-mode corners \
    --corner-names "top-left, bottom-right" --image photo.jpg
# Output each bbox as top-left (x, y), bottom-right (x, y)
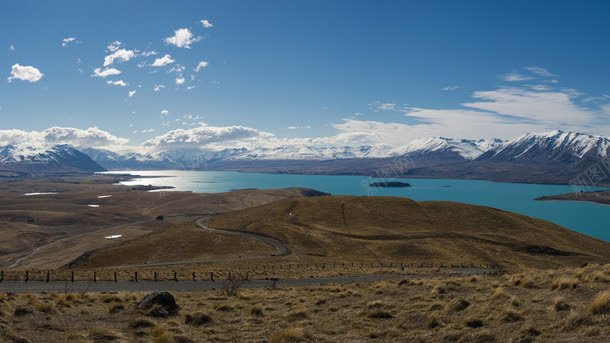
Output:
top-left (73, 196), bottom-right (610, 270)
top-left (203, 196), bottom-right (610, 269)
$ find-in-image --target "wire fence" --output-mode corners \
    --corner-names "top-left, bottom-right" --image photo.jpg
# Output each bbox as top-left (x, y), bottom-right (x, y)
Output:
top-left (0, 261), bottom-right (503, 283)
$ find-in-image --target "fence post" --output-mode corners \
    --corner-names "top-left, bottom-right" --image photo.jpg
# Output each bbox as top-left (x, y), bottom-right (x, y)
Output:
top-left (192, 272), bottom-right (196, 282)
top-left (0, 270), bottom-right (3, 282)
top-left (173, 271), bottom-right (178, 282)
top-left (93, 272), bottom-right (97, 283)
top-left (25, 271), bottom-right (29, 283)
top-left (46, 270), bottom-right (50, 283)
top-left (71, 271), bottom-right (74, 283)
top-left (114, 272), bottom-right (117, 282)
top-left (228, 272), bottom-right (232, 280)
top-left (135, 271), bottom-right (138, 282)
top-left (210, 272), bottom-right (214, 282)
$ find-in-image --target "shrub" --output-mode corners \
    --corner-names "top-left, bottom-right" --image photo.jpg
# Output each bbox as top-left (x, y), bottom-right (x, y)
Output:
top-left (589, 291), bottom-right (610, 316)
top-left (445, 299), bottom-right (470, 312)
top-left (184, 312), bottom-right (213, 326)
top-left (465, 318), bottom-right (484, 328)
top-left (368, 310), bottom-right (393, 319)
top-left (553, 298), bottom-right (571, 312)
top-left (270, 327), bottom-right (305, 343)
top-left (109, 303), bottom-right (124, 314)
top-left (129, 319), bottom-right (155, 329)
top-left (427, 312), bottom-right (440, 329)
top-left (251, 306), bottom-right (264, 317)
top-left (551, 277), bottom-right (578, 290)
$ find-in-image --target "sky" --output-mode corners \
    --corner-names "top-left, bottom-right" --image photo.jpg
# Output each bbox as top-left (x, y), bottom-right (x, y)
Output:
top-left (1, 0), bottom-right (610, 153)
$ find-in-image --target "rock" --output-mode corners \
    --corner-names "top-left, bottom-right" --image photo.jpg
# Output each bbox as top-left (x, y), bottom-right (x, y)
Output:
top-left (136, 291), bottom-right (179, 317)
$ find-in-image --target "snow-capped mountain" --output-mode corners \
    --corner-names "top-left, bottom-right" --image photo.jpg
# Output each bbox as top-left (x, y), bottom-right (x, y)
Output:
top-left (391, 137), bottom-right (504, 160)
top-left (0, 144), bottom-right (105, 174)
top-left (478, 130), bottom-right (610, 163)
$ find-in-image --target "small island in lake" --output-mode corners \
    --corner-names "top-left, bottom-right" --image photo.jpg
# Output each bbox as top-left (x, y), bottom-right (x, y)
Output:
top-left (368, 181), bottom-right (411, 188)
top-left (536, 190), bottom-right (610, 205)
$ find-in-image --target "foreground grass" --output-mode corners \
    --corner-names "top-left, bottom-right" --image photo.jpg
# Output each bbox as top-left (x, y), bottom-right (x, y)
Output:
top-left (0, 264), bottom-right (608, 342)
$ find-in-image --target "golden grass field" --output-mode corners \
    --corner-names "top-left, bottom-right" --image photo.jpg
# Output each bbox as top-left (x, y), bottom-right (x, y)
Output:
top-left (0, 263), bottom-right (608, 342)
top-left (75, 195), bottom-right (610, 271)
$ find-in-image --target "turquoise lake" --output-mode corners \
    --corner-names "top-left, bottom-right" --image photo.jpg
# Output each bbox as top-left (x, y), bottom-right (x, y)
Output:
top-left (103, 170), bottom-right (610, 242)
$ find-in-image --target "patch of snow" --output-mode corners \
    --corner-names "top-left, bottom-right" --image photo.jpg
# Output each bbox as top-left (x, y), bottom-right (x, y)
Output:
top-left (88, 204), bottom-right (100, 208)
top-left (97, 195), bottom-right (112, 198)
top-left (23, 192), bottom-right (58, 196)
top-left (105, 234), bottom-right (122, 239)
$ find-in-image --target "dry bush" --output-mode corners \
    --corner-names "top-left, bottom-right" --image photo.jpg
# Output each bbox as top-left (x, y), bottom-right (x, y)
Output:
top-left (553, 297), bottom-right (571, 312)
top-left (563, 311), bottom-right (592, 331)
top-left (129, 318), bottom-right (155, 329)
top-left (491, 287), bottom-right (509, 300)
top-left (501, 309), bottom-right (523, 322)
top-left (108, 302), bottom-right (125, 314)
top-left (589, 291), bottom-right (610, 316)
top-left (431, 285), bottom-right (447, 296)
top-left (34, 303), bottom-right (56, 314)
top-left (445, 298), bottom-right (470, 312)
top-left (551, 277), bottom-right (579, 290)
top-left (184, 312), bottom-right (213, 326)
top-left (427, 312), bottom-right (440, 329)
top-left (368, 310), bottom-right (393, 319)
top-left (270, 327), bottom-right (305, 343)
top-left (251, 305), bottom-right (264, 317)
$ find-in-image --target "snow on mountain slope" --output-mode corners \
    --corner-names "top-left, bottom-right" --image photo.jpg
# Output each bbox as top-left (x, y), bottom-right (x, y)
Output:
top-left (391, 137), bottom-right (503, 160)
top-left (0, 144), bottom-right (105, 173)
top-left (479, 130), bottom-right (610, 163)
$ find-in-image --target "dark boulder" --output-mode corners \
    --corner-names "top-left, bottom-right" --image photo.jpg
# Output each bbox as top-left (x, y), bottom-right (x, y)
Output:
top-left (136, 291), bottom-right (179, 317)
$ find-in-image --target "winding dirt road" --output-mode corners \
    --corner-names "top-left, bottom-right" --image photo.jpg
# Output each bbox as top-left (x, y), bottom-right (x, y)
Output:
top-left (195, 217), bottom-right (290, 256)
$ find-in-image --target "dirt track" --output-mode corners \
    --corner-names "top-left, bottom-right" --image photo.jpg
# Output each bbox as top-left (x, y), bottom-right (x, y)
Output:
top-left (195, 217), bottom-right (290, 256)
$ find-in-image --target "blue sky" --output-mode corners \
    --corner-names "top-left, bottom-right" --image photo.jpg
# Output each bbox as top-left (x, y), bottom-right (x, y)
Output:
top-left (1, 0), bottom-right (610, 152)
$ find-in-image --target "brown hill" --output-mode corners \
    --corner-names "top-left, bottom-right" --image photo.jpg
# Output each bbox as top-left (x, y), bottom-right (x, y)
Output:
top-left (203, 196), bottom-right (610, 269)
top-left (69, 196), bottom-right (610, 269)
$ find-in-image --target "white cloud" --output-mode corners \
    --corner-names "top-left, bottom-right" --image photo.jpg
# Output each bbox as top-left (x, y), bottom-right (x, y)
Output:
top-left (168, 64), bottom-right (185, 73)
top-left (9, 45), bottom-right (15, 52)
top-left (194, 61), bottom-right (208, 72)
top-left (0, 126), bottom-right (128, 149)
top-left (107, 41), bottom-right (122, 52)
top-left (145, 123), bottom-right (269, 150)
top-left (106, 80), bottom-right (127, 87)
top-left (175, 77), bottom-right (185, 85)
top-left (153, 84), bottom-right (165, 92)
top-left (377, 102), bottom-right (397, 111)
top-left (501, 73), bottom-right (533, 82)
top-left (92, 67), bottom-right (121, 78)
top-left (151, 54), bottom-right (175, 67)
top-left (7, 64), bottom-right (44, 83)
top-left (201, 19), bottom-right (213, 28)
top-left (441, 85), bottom-right (460, 91)
top-left (103, 49), bottom-right (135, 67)
top-left (128, 90), bottom-right (136, 97)
top-left (164, 28), bottom-right (201, 48)
top-left (140, 50), bottom-right (157, 57)
top-left (161, 109), bottom-right (169, 115)
top-left (525, 66), bottom-right (557, 77)
top-left (62, 37), bottom-right (77, 47)
top-left (462, 87), bottom-right (593, 126)
top-left (287, 125), bottom-right (312, 130)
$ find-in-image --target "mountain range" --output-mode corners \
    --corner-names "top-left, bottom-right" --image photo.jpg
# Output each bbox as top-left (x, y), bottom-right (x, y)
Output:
top-left (1, 130), bottom-right (609, 186)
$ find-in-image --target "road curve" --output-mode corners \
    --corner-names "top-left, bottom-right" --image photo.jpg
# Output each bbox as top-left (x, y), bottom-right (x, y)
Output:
top-left (195, 217), bottom-right (290, 256)
top-left (0, 268), bottom-right (492, 293)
